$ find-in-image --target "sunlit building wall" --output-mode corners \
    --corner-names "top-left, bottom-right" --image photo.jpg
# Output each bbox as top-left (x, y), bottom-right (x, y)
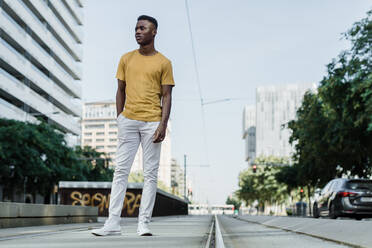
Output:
top-left (255, 83), bottom-right (316, 157)
top-left (0, 0), bottom-right (84, 146)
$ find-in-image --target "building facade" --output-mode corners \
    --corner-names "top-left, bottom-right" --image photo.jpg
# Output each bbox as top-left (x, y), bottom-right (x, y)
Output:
top-left (0, 0), bottom-right (84, 146)
top-left (243, 83), bottom-right (316, 162)
top-left (242, 105), bottom-right (256, 165)
top-left (255, 83), bottom-right (316, 157)
top-left (82, 101), bottom-right (173, 188)
top-left (170, 158), bottom-right (185, 197)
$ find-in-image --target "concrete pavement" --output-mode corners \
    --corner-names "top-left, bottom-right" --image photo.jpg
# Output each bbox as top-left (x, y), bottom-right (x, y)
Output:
top-left (237, 215), bottom-right (372, 247)
top-left (0, 215), bottom-right (213, 248)
top-left (217, 215), bottom-right (349, 248)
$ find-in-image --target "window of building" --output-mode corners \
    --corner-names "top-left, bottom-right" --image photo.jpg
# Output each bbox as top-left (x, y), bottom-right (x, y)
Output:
top-left (109, 124), bottom-right (117, 128)
top-left (84, 139), bottom-right (92, 142)
top-left (84, 132), bottom-right (92, 136)
top-left (108, 152), bottom-right (116, 155)
top-left (96, 139), bottom-right (104, 142)
top-left (96, 132), bottom-right (104, 136)
top-left (109, 139), bottom-right (117, 142)
top-left (109, 131), bottom-right (117, 135)
top-left (85, 124), bottom-right (104, 129)
top-left (96, 146), bottom-right (104, 149)
top-left (108, 145), bottom-right (116, 149)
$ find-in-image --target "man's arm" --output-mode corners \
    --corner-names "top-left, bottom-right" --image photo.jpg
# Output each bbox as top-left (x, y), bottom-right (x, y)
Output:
top-left (153, 85), bottom-right (173, 143)
top-left (116, 79), bottom-right (126, 117)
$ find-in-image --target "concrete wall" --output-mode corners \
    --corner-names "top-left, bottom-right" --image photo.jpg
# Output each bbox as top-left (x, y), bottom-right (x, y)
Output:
top-left (0, 202), bottom-right (98, 228)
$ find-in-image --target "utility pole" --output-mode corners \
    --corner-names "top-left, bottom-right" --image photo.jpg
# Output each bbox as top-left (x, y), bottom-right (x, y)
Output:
top-left (184, 154), bottom-right (187, 200)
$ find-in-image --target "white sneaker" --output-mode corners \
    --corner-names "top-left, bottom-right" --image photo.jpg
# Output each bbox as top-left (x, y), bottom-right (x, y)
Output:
top-left (91, 218), bottom-right (121, 236)
top-left (137, 223), bottom-right (152, 236)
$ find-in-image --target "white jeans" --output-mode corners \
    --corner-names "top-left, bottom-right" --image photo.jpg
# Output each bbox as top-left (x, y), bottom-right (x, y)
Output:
top-left (108, 114), bottom-right (161, 224)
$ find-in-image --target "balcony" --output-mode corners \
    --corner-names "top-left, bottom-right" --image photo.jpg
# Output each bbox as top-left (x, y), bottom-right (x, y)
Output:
top-left (0, 69), bottom-right (80, 135)
top-left (2, 1), bottom-right (83, 88)
top-left (63, 0), bottom-right (84, 25)
top-left (0, 38), bottom-right (82, 117)
top-left (49, 0), bottom-right (83, 43)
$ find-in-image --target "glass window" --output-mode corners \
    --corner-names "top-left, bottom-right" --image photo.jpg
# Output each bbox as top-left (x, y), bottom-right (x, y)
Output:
top-left (84, 139), bottom-right (92, 142)
top-left (96, 139), bottom-right (104, 142)
top-left (346, 180), bottom-right (372, 191)
top-left (96, 146), bottom-right (104, 149)
top-left (109, 132), bottom-right (117, 135)
top-left (109, 124), bottom-right (117, 128)
top-left (109, 139), bottom-right (117, 142)
top-left (96, 132), bottom-right (104, 136)
top-left (85, 124), bottom-right (104, 129)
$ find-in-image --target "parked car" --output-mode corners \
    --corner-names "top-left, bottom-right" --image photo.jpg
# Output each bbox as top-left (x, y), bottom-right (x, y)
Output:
top-left (313, 178), bottom-right (372, 220)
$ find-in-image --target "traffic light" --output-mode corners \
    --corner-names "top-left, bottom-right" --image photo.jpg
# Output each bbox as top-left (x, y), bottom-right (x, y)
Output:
top-left (252, 165), bottom-right (257, 173)
top-left (300, 188), bottom-right (304, 200)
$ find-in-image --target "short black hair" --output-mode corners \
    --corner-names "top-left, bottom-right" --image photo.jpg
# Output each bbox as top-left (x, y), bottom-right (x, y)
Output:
top-left (137, 15), bottom-right (158, 29)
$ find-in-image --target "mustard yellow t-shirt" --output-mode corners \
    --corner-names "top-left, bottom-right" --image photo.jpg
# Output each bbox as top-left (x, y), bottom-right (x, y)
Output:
top-left (116, 49), bottom-right (175, 122)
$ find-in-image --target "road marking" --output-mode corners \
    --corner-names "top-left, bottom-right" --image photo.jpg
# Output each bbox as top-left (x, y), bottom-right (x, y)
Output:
top-left (215, 215), bottom-right (225, 248)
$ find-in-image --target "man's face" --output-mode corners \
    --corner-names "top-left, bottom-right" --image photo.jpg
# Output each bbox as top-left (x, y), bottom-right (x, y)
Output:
top-left (135, 20), bottom-right (156, 45)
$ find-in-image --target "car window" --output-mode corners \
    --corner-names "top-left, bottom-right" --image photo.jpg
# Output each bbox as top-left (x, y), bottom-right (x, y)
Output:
top-left (330, 180), bottom-right (339, 191)
top-left (321, 181), bottom-right (332, 194)
top-left (346, 180), bottom-right (372, 191)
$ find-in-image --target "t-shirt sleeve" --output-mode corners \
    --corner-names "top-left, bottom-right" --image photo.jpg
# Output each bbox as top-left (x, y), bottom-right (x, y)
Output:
top-left (161, 60), bottom-right (175, 86)
top-left (115, 56), bottom-right (125, 81)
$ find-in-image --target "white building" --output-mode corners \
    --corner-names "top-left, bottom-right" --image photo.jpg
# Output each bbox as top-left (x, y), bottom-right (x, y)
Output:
top-left (255, 83), bottom-right (316, 157)
top-left (0, 0), bottom-right (84, 146)
top-left (82, 101), bottom-right (173, 188)
top-left (170, 158), bottom-right (185, 197)
top-left (242, 105), bottom-right (256, 165)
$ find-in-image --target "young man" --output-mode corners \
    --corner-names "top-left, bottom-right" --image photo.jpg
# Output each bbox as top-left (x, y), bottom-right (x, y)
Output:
top-left (92, 15), bottom-right (175, 236)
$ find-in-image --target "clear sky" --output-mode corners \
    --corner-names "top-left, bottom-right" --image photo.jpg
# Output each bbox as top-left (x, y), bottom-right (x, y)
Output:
top-left (82, 0), bottom-right (371, 204)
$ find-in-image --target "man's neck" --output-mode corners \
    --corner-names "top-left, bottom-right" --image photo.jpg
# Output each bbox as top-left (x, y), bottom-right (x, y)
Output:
top-left (139, 42), bottom-right (157, 56)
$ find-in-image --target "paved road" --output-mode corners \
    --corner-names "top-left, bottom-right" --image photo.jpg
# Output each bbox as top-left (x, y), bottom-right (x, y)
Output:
top-left (217, 215), bottom-right (350, 248)
top-left (0, 215), bottom-right (212, 248)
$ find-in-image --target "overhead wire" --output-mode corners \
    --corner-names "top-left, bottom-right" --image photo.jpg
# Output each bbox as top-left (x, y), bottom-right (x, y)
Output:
top-left (184, 0), bottom-right (210, 166)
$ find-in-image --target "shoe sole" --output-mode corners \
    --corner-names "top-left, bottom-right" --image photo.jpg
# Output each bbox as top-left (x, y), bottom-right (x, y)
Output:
top-left (91, 231), bottom-right (121, 236)
top-left (139, 232), bottom-right (152, 236)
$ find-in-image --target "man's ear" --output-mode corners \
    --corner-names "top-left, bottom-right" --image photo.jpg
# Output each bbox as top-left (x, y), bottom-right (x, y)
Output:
top-left (153, 29), bottom-right (157, 37)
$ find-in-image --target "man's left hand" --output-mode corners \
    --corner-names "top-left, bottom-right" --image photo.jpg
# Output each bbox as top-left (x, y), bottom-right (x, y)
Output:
top-left (153, 123), bottom-right (166, 143)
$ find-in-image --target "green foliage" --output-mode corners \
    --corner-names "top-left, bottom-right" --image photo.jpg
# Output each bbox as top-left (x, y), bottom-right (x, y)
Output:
top-left (0, 119), bottom-right (113, 201)
top-left (226, 195), bottom-right (242, 210)
top-left (74, 146), bottom-right (113, 182)
top-left (286, 9), bottom-right (372, 191)
top-left (237, 156), bottom-right (289, 207)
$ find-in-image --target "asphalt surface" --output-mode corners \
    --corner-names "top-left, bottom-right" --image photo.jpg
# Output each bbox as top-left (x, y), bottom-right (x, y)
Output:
top-left (217, 215), bottom-right (350, 248)
top-left (0, 215), bottom-right (212, 248)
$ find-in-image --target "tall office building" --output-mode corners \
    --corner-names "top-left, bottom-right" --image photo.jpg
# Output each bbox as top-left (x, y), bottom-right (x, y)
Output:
top-left (255, 83), bottom-right (316, 157)
top-left (82, 101), bottom-right (173, 188)
top-left (242, 105), bottom-right (256, 165)
top-left (0, 0), bottom-right (84, 146)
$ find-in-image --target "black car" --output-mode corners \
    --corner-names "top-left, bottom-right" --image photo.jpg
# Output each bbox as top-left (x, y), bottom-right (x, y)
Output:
top-left (313, 178), bottom-right (372, 220)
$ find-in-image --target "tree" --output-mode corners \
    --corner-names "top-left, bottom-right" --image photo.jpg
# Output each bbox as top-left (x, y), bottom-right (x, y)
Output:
top-left (282, 10), bottom-right (372, 211)
top-left (226, 195), bottom-right (241, 210)
top-left (74, 146), bottom-right (113, 182)
top-left (237, 156), bottom-right (289, 211)
top-left (0, 119), bottom-right (114, 202)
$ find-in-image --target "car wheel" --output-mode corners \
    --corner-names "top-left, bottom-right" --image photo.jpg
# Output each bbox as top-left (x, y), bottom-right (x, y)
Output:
top-left (329, 203), bottom-right (337, 219)
top-left (313, 203), bottom-right (320, 218)
top-left (355, 217), bottom-right (362, 221)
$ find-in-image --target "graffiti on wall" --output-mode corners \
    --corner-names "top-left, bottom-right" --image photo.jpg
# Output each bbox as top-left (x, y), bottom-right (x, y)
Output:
top-left (67, 190), bottom-right (141, 216)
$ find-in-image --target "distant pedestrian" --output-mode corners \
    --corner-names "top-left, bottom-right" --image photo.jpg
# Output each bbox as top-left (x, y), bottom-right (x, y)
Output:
top-left (92, 15), bottom-right (175, 236)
